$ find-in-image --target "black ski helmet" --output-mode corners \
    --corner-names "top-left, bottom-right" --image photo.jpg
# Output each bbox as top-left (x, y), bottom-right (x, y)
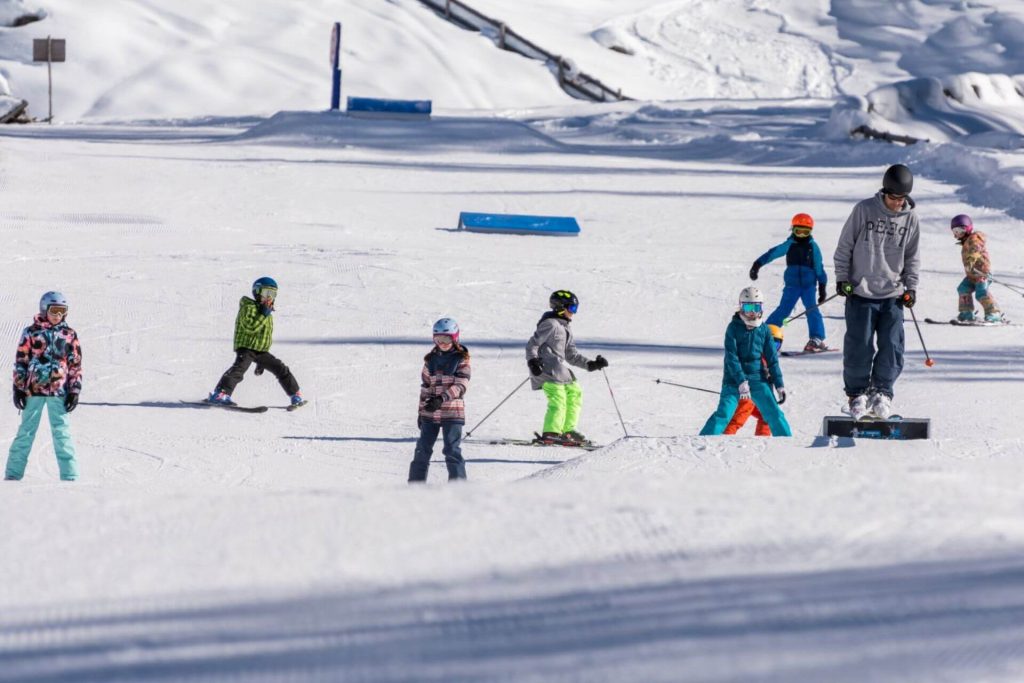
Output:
top-left (549, 290), bottom-right (579, 312)
top-left (882, 164), bottom-right (913, 195)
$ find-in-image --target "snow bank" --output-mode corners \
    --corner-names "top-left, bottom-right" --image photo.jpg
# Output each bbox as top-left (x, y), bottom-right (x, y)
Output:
top-left (0, 0), bottom-right (44, 27)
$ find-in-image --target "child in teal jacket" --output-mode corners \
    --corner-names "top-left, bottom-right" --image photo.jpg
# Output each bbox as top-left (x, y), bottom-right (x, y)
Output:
top-left (700, 287), bottom-right (791, 437)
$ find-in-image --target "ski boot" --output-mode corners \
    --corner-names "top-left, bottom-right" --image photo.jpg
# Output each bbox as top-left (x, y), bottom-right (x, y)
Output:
top-left (208, 390), bottom-right (235, 406)
top-left (984, 311), bottom-right (1005, 324)
top-left (803, 338), bottom-right (831, 353)
top-left (847, 394), bottom-right (870, 420)
top-left (533, 432), bottom-right (571, 446)
top-left (957, 310), bottom-right (976, 322)
top-left (562, 430), bottom-right (592, 446)
top-left (868, 392), bottom-right (892, 419)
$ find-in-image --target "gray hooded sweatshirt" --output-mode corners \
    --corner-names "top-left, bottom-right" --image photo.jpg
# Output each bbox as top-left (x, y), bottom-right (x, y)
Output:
top-left (525, 312), bottom-right (591, 390)
top-left (833, 192), bottom-right (920, 299)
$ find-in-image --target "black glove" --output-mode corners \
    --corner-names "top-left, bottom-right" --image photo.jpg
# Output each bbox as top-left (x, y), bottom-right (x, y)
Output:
top-left (836, 281), bottom-right (853, 297)
top-left (423, 395), bottom-right (444, 412)
top-left (254, 364), bottom-right (265, 376)
top-left (527, 358), bottom-right (543, 376)
top-left (64, 393), bottom-right (79, 413)
top-left (818, 283), bottom-right (827, 305)
top-left (749, 262), bottom-right (761, 281)
top-left (12, 387), bottom-right (26, 410)
top-left (776, 387), bottom-right (786, 405)
top-left (901, 289), bottom-right (916, 309)
top-left (586, 355), bottom-right (609, 372)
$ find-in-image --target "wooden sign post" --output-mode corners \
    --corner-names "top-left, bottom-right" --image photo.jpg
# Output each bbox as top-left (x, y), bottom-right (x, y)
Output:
top-left (32, 36), bottom-right (66, 123)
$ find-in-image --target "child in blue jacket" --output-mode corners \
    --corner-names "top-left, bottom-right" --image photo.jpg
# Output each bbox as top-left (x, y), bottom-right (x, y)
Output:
top-left (749, 213), bottom-right (831, 353)
top-left (700, 287), bottom-right (791, 437)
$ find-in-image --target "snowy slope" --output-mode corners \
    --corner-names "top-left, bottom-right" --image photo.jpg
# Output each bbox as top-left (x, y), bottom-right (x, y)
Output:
top-left (2, 1), bottom-right (1024, 681)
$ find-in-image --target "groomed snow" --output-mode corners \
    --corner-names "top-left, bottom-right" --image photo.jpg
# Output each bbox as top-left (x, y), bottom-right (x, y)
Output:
top-left (2, 0), bottom-right (1024, 681)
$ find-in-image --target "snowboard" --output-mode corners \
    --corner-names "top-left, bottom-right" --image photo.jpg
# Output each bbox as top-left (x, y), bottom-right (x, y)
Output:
top-left (781, 348), bottom-right (840, 357)
top-left (184, 399), bottom-right (268, 414)
top-left (924, 317), bottom-right (1015, 327)
top-left (824, 413), bottom-right (930, 440)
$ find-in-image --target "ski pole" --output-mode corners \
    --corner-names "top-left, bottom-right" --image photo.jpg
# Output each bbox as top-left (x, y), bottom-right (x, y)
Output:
top-left (602, 369), bottom-right (629, 438)
top-left (465, 377), bottom-right (529, 438)
top-left (913, 305), bottom-right (937, 368)
top-left (654, 378), bottom-right (720, 395)
top-left (783, 292), bottom-right (841, 326)
top-left (986, 274), bottom-right (1024, 297)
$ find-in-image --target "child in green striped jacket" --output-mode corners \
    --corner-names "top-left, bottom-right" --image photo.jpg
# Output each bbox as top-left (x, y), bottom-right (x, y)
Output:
top-left (209, 277), bottom-right (304, 408)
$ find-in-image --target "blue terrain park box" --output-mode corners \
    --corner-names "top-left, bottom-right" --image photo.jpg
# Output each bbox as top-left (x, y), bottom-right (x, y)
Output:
top-left (822, 416), bottom-right (931, 440)
top-left (346, 97), bottom-right (432, 117)
top-left (457, 212), bottom-right (581, 236)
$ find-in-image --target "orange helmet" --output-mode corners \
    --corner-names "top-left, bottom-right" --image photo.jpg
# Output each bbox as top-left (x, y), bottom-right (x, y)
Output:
top-left (791, 213), bottom-right (814, 230)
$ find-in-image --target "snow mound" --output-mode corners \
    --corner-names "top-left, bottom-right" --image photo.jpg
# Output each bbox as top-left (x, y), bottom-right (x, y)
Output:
top-left (826, 73), bottom-right (1024, 144)
top-left (0, 0), bottom-right (44, 27)
top-left (237, 110), bottom-right (563, 154)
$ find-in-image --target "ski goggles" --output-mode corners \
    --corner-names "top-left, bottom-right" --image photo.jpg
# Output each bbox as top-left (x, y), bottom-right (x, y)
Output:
top-left (792, 226), bottom-right (812, 237)
top-left (566, 303), bottom-right (579, 314)
top-left (884, 192), bottom-right (906, 201)
top-left (952, 227), bottom-right (968, 240)
top-left (46, 304), bottom-right (68, 317)
top-left (256, 287), bottom-right (277, 300)
top-left (433, 334), bottom-right (454, 345)
top-left (740, 302), bottom-right (763, 315)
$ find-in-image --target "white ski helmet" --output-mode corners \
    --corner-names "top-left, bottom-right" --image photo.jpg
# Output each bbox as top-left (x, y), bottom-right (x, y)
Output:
top-left (432, 317), bottom-right (460, 343)
top-left (738, 286), bottom-right (764, 328)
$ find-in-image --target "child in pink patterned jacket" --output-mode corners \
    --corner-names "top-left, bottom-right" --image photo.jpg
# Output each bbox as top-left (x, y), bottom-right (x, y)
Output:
top-left (408, 318), bottom-right (470, 483)
top-left (5, 292), bottom-right (82, 481)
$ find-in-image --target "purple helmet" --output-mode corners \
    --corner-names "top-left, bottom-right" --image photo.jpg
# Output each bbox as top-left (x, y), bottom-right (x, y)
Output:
top-left (950, 214), bottom-right (973, 236)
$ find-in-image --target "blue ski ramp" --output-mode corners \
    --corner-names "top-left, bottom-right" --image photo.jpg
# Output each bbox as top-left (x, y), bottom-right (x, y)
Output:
top-left (458, 212), bottom-right (580, 236)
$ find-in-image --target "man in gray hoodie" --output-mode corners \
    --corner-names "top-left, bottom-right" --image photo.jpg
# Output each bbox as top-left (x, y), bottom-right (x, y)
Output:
top-left (833, 164), bottom-right (920, 420)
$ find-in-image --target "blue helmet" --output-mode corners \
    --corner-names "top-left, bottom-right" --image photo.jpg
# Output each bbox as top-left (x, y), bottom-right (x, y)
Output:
top-left (252, 276), bottom-right (278, 299)
top-left (432, 317), bottom-right (460, 343)
top-left (39, 291), bottom-right (68, 315)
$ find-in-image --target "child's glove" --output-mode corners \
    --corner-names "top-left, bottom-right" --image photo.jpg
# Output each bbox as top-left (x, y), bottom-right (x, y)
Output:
top-left (836, 281), bottom-right (853, 297)
top-left (64, 393), bottom-right (79, 413)
top-left (423, 395), bottom-right (444, 412)
top-left (775, 387), bottom-right (786, 405)
top-left (527, 358), bottom-right (544, 376)
top-left (586, 355), bottom-right (609, 372)
top-left (818, 283), bottom-right (827, 304)
top-left (12, 387), bottom-right (26, 410)
top-left (749, 262), bottom-right (761, 281)
top-left (254, 364), bottom-right (265, 376)
top-left (738, 381), bottom-right (751, 400)
top-left (901, 289), bottom-right (916, 308)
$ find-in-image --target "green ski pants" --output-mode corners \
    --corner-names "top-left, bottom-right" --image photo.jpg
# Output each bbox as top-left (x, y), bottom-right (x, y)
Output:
top-left (542, 381), bottom-right (583, 434)
top-left (5, 396), bottom-right (78, 481)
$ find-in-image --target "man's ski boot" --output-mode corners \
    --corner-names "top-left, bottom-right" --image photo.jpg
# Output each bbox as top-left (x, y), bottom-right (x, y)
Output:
top-left (208, 390), bottom-right (235, 406)
top-left (847, 394), bottom-right (870, 420)
top-left (868, 392), bottom-right (892, 419)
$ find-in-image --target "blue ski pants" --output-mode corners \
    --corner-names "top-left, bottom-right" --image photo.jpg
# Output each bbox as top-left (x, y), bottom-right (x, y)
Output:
top-left (5, 396), bottom-right (78, 481)
top-left (766, 284), bottom-right (825, 341)
top-left (699, 381), bottom-right (792, 437)
top-left (842, 295), bottom-right (904, 399)
top-left (409, 421), bottom-right (465, 482)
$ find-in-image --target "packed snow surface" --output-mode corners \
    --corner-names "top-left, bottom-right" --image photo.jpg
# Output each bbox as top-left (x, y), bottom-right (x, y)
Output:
top-left (1, 0), bottom-right (1024, 681)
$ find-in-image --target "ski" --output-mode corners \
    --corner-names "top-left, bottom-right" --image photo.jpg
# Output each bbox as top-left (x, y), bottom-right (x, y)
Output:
top-left (464, 436), bottom-right (602, 451)
top-left (781, 348), bottom-right (840, 357)
top-left (183, 400), bottom-right (268, 414)
top-left (286, 400), bottom-right (309, 412)
top-left (924, 317), bottom-right (1015, 327)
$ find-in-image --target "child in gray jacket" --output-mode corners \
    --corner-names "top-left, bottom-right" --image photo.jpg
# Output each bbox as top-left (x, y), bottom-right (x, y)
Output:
top-left (525, 290), bottom-right (607, 446)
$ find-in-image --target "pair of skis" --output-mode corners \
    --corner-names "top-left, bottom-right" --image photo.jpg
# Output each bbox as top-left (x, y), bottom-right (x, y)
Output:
top-left (183, 399), bottom-right (308, 414)
top-left (466, 433), bottom-right (602, 451)
top-left (924, 317), bottom-right (1015, 327)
